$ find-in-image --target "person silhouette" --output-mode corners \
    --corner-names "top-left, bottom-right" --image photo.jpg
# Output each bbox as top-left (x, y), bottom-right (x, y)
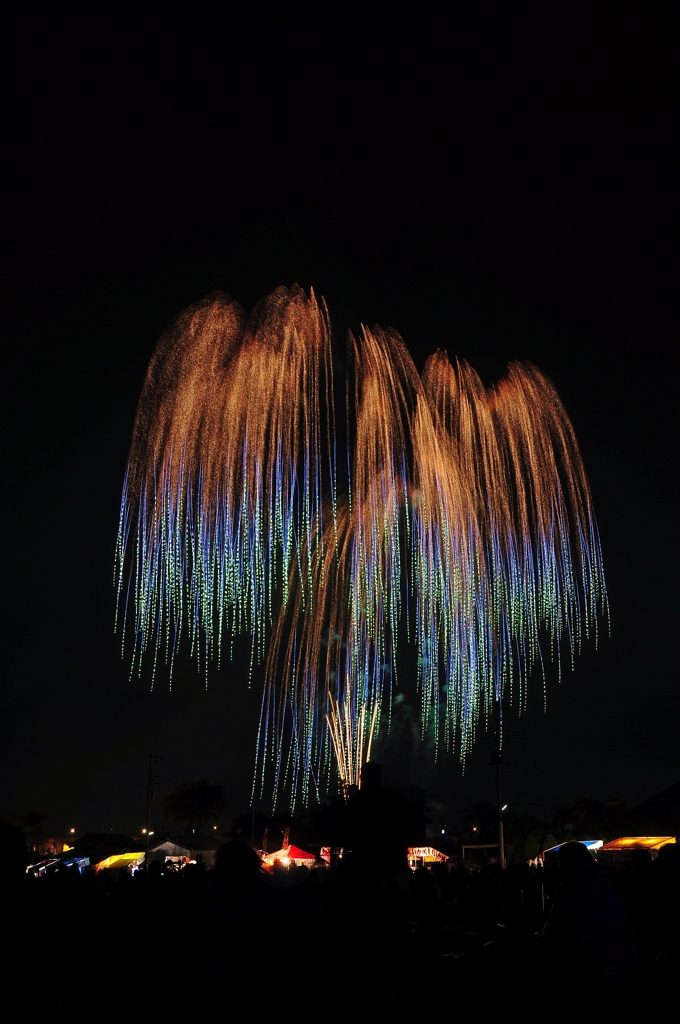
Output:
top-left (538, 840), bottom-right (639, 995)
top-left (342, 762), bottom-right (415, 875)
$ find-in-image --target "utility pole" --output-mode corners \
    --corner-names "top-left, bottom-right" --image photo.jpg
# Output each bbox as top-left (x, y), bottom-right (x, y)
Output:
top-left (143, 754), bottom-right (162, 870)
top-left (489, 701), bottom-right (511, 869)
top-left (492, 748), bottom-right (506, 870)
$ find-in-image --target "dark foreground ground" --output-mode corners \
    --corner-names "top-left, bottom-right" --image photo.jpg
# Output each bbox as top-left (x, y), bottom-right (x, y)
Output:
top-left (4, 844), bottom-right (679, 1013)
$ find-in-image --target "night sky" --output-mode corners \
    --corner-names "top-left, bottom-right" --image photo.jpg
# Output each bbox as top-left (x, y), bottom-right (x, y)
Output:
top-left (2, 5), bottom-right (677, 835)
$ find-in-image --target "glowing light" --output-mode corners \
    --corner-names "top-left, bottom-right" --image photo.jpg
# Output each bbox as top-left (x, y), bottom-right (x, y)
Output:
top-left (117, 286), bottom-right (608, 809)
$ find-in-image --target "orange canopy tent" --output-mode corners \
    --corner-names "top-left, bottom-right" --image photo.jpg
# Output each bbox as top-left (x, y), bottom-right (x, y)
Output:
top-left (601, 836), bottom-right (676, 851)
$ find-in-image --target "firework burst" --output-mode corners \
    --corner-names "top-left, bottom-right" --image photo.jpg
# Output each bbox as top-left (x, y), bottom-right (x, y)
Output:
top-left (117, 285), bottom-right (607, 807)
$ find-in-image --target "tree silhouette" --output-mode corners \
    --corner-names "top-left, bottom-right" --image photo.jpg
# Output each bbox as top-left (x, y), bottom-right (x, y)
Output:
top-left (162, 779), bottom-right (227, 835)
top-left (9, 810), bottom-right (49, 854)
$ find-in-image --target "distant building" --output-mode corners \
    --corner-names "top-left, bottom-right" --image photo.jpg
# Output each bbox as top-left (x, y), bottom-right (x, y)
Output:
top-left (149, 836), bottom-right (224, 867)
top-left (37, 837), bottom-right (74, 856)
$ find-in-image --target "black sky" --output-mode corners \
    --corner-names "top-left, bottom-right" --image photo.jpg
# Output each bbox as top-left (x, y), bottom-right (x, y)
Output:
top-left (2, 4), bottom-right (677, 834)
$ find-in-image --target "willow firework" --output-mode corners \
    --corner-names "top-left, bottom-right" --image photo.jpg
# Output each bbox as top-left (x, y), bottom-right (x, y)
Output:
top-left (115, 286), bottom-right (335, 682)
top-left (116, 285), bottom-right (608, 807)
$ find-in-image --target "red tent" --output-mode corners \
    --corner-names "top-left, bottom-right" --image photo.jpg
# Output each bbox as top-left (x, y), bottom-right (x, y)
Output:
top-left (264, 844), bottom-right (316, 866)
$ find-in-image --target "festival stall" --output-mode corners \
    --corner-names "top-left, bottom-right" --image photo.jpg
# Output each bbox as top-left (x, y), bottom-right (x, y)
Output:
top-left (262, 844), bottom-right (316, 868)
top-left (598, 836), bottom-right (676, 872)
top-left (148, 836), bottom-right (223, 868)
top-left (601, 836), bottom-right (675, 850)
top-left (95, 852), bottom-right (144, 872)
top-left (408, 846), bottom-right (448, 869)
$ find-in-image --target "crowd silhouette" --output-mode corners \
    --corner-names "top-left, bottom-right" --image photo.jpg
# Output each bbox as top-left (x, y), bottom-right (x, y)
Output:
top-left (2, 768), bottom-right (678, 1012)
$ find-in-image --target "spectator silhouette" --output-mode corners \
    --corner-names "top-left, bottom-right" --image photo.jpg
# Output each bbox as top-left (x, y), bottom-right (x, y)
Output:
top-left (214, 839), bottom-right (263, 892)
top-left (330, 764), bottom-right (416, 1005)
top-left (538, 841), bottom-right (638, 995)
top-left (342, 762), bottom-right (415, 875)
top-left (210, 840), bottom-right (294, 980)
top-left (0, 823), bottom-right (28, 894)
top-left (147, 859), bottom-right (163, 883)
top-left (212, 839), bottom-right (274, 932)
top-left (639, 840), bottom-right (680, 965)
